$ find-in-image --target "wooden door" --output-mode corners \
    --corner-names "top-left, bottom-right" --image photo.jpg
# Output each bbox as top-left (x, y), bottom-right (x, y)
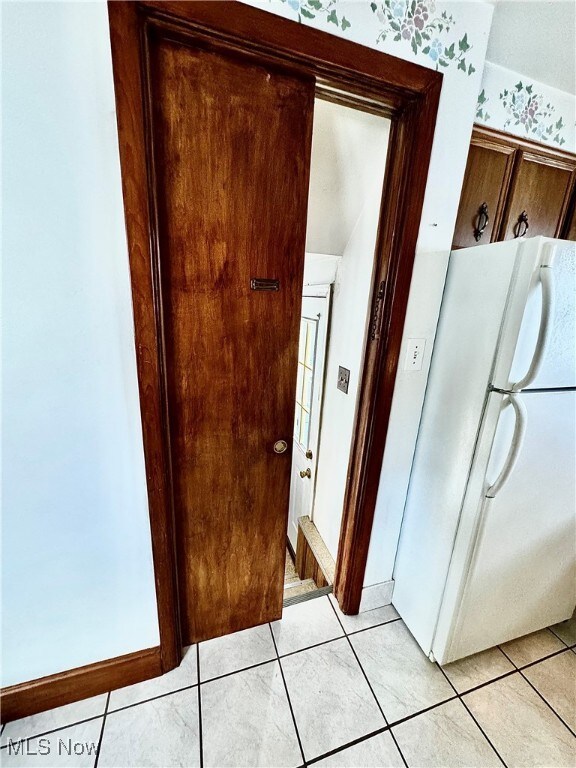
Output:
top-left (147, 32), bottom-right (314, 643)
top-left (501, 151), bottom-right (576, 240)
top-left (452, 138), bottom-right (515, 249)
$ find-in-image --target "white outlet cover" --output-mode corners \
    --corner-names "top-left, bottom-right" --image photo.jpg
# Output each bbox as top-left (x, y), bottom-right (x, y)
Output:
top-left (404, 338), bottom-right (426, 371)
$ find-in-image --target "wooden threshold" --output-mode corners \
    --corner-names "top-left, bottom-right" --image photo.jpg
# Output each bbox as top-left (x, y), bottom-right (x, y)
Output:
top-left (1, 646), bottom-right (162, 723)
top-left (295, 516), bottom-right (335, 588)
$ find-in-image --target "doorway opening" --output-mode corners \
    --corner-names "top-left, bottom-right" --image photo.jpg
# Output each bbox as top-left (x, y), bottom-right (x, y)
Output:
top-left (109, 0), bottom-right (441, 671)
top-left (284, 95), bottom-right (391, 602)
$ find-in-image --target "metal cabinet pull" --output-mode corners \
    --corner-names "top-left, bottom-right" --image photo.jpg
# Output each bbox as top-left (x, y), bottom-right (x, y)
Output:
top-left (473, 202), bottom-right (489, 242)
top-left (299, 468), bottom-right (311, 479)
top-left (513, 210), bottom-right (529, 238)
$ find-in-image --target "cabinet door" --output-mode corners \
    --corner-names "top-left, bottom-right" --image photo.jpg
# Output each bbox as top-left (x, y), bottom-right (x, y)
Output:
top-left (452, 139), bottom-right (515, 249)
top-left (501, 151), bottom-right (576, 240)
top-left (562, 192), bottom-right (576, 241)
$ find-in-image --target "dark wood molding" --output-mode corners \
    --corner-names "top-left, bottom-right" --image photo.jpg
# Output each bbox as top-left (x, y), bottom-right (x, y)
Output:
top-left (138, 1), bottom-right (435, 107)
top-left (108, 2), bottom-right (181, 673)
top-left (1, 647), bottom-right (162, 723)
top-left (108, 0), bottom-right (442, 640)
top-left (335, 76), bottom-right (442, 613)
top-left (473, 124), bottom-right (576, 163)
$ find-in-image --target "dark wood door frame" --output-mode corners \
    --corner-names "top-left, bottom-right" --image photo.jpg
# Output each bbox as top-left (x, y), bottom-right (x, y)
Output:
top-left (109, 0), bottom-right (442, 672)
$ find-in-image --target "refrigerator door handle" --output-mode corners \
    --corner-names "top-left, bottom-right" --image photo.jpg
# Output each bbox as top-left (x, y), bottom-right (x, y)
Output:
top-left (486, 394), bottom-right (527, 499)
top-left (511, 265), bottom-right (555, 392)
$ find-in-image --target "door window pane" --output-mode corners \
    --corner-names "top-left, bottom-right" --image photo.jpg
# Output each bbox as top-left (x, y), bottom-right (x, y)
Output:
top-left (294, 316), bottom-right (318, 449)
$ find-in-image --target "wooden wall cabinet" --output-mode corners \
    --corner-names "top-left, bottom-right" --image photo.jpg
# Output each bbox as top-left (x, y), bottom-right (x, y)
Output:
top-left (561, 184), bottom-right (576, 241)
top-left (453, 126), bottom-right (576, 249)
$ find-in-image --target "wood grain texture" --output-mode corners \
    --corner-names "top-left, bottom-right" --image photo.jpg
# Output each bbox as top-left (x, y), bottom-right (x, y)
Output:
top-left (453, 125), bottom-right (576, 248)
top-left (108, 0), bottom-right (442, 641)
top-left (1, 647), bottom-right (161, 723)
top-left (452, 139), bottom-right (515, 249)
top-left (138, 1), bottom-right (434, 107)
top-left (146, 28), bottom-right (314, 643)
top-left (500, 150), bottom-right (576, 240)
top-left (562, 190), bottom-right (576, 241)
top-left (472, 124), bottom-right (576, 163)
top-left (295, 523), bottom-right (330, 588)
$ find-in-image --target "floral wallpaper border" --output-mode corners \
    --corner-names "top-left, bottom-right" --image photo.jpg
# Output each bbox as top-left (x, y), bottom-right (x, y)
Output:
top-left (370, 1), bottom-right (475, 74)
top-left (477, 82), bottom-right (567, 147)
top-left (279, 0), bottom-right (478, 75)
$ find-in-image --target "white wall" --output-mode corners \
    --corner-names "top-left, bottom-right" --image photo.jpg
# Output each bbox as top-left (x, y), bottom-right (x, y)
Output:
top-left (2, 2), bottom-right (159, 686)
top-left (305, 98), bottom-right (392, 256)
top-left (476, 61), bottom-right (575, 153)
top-left (312, 160), bottom-right (389, 560)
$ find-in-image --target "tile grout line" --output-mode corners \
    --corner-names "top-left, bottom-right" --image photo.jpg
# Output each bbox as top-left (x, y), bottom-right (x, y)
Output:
top-left (339, 617), bottom-right (403, 638)
top-left (200, 657), bottom-right (275, 686)
top-left (2, 648), bottom-right (287, 746)
top-left (498, 645), bottom-right (576, 738)
top-left (0, 714), bottom-right (107, 749)
top-left (0, 608), bottom-right (402, 742)
top-left (547, 625), bottom-right (575, 650)
top-left (275, 615), bottom-right (403, 661)
top-left (386, 694), bottom-right (460, 729)
top-left (437, 665), bottom-right (508, 767)
top-left (326, 594), bottom-right (409, 768)
top-left (306, 686), bottom-right (499, 767)
top-left (305, 724), bottom-right (392, 766)
top-left (93, 691), bottom-right (110, 768)
top-left (197, 644), bottom-right (204, 768)
top-left (268, 623), bottom-right (307, 767)
top-left (5, 615), bottom-right (571, 766)
top-left (0, 646), bottom-right (558, 757)
top-left (508, 643), bottom-right (574, 672)
top-left (520, 672), bottom-right (576, 739)
top-left (107, 683), bottom-right (199, 716)
top-left (326, 595), bottom-right (403, 636)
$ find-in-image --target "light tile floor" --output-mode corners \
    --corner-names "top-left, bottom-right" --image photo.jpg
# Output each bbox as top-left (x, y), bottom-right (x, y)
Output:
top-left (1, 598), bottom-right (575, 767)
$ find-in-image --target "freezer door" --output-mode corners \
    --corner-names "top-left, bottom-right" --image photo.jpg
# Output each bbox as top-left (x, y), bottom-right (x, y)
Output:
top-left (493, 239), bottom-right (576, 390)
top-left (433, 390), bottom-right (576, 664)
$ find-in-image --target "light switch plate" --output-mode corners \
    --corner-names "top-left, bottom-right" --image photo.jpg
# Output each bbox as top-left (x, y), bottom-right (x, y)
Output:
top-left (337, 366), bottom-right (350, 394)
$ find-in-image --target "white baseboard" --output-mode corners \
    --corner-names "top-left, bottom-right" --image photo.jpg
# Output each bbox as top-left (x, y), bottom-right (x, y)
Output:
top-left (359, 580), bottom-right (394, 612)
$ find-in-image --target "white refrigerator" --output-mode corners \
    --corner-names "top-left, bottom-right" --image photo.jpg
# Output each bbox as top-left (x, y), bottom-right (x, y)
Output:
top-left (393, 236), bottom-right (576, 665)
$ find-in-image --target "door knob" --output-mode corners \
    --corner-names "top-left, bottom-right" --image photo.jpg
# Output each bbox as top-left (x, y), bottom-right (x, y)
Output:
top-left (305, 449), bottom-right (313, 459)
top-left (273, 440), bottom-right (288, 454)
top-left (299, 468), bottom-right (311, 479)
